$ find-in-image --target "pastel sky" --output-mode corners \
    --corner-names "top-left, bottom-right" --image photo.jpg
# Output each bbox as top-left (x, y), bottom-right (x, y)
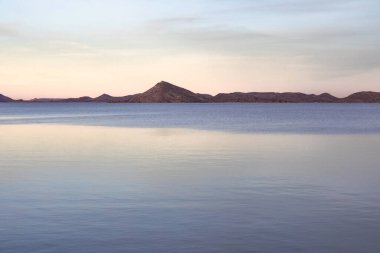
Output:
top-left (0, 0), bottom-right (379, 99)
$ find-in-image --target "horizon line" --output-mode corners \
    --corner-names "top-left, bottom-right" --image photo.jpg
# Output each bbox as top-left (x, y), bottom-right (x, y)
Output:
top-left (2, 81), bottom-right (380, 101)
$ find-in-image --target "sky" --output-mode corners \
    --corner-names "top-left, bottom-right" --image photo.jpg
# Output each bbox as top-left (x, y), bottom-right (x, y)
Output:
top-left (0, 0), bottom-right (379, 99)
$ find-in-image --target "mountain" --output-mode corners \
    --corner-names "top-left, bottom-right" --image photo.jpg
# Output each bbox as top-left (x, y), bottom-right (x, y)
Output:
top-left (93, 94), bottom-right (116, 102)
top-left (340, 91), bottom-right (380, 103)
top-left (30, 96), bottom-right (93, 102)
top-left (6, 81), bottom-right (380, 103)
top-left (29, 94), bottom-right (133, 103)
top-left (30, 98), bottom-right (64, 102)
top-left (93, 94), bottom-right (133, 103)
top-left (128, 81), bottom-right (211, 103)
top-left (0, 94), bottom-right (14, 102)
top-left (213, 92), bottom-right (338, 103)
top-left (317, 93), bottom-right (338, 102)
top-left (62, 96), bottom-right (93, 102)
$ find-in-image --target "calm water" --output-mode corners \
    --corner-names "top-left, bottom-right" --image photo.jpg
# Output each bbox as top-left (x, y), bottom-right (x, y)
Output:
top-left (1, 103), bottom-right (380, 253)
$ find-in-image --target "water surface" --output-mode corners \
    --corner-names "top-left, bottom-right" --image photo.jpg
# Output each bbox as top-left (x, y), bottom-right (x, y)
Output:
top-left (1, 104), bottom-right (380, 252)
top-left (1, 103), bottom-right (380, 133)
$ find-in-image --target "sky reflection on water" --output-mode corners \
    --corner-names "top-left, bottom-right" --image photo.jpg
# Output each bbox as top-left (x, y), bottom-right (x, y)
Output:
top-left (1, 124), bottom-right (380, 252)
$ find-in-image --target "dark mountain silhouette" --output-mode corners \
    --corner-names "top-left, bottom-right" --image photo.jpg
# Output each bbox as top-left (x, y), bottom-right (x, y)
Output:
top-left (93, 94), bottom-right (115, 102)
top-left (213, 92), bottom-right (338, 103)
top-left (0, 94), bottom-right (14, 102)
top-left (318, 93), bottom-right (339, 102)
top-left (30, 98), bottom-right (63, 102)
top-left (30, 97), bottom-right (93, 102)
top-left (340, 91), bottom-right (380, 103)
top-left (128, 81), bottom-right (210, 103)
top-left (63, 96), bottom-right (93, 102)
top-left (2, 81), bottom-right (380, 103)
top-left (93, 94), bottom-right (133, 103)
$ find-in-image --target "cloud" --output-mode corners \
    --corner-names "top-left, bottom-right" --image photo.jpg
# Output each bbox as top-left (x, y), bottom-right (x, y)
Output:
top-left (1, 0), bottom-right (379, 81)
top-left (151, 16), bottom-right (199, 25)
top-left (213, 0), bottom-right (378, 15)
top-left (141, 7), bottom-right (380, 78)
top-left (0, 23), bottom-right (19, 37)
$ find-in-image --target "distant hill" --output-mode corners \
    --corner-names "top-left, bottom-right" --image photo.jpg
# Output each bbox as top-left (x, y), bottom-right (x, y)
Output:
top-left (213, 92), bottom-right (338, 103)
top-left (3, 81), bottom-right (380, 103)
top-left (62, 96), bottom-right (93, 102)
top-left (93, 94), bottom-right (133, 103)
top-left (340, 91), bottom-right (380, 103)
top-left (0, 94), bottom-right (13, 102)
top-left (30, 96), bottom-right (93, 102)
top-left (128, 81), bottom-right (210, 103)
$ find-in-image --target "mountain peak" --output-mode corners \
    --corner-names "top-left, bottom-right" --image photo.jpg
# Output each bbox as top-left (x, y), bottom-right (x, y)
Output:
top-left (158, 80), bottom-right (171, 84)
top-left (0, 93), bottom-right (14, 102)
top-left (128, 81), bottom-right (209, 103)
top-left (153, 81), bottom-right (178, 89)
top-left (96, 93), bottom-right (112, 99)
top-left (341, 91), bottom-right (380, 103)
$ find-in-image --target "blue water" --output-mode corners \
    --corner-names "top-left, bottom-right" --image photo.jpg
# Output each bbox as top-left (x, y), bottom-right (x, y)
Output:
top-left (1, 103), bottom-right (380, 133)
top-left (1, 103), bottom-right (380, 252)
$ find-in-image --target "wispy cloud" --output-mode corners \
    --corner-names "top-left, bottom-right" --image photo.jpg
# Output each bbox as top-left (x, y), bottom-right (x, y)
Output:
top-left (137, 0), bottom-right (380, 78)
top-left (0, 22), bottom-right (19, 37)
top-left (0, 0), bottom-right (379, 96)
top-left (212, 0), bottom-right (378, 14)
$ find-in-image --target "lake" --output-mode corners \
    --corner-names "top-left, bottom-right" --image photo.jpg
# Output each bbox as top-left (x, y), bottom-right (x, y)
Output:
top-left (1, 103), bottom-right (380, 252)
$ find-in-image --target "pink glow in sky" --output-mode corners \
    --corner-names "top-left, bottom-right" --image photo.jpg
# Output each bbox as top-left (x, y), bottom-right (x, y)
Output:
top-left (1, 0), bottom-right (379, 99)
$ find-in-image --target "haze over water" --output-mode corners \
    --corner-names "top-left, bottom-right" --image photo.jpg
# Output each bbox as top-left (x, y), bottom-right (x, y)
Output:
top-left (1, 103), bottom-right (380, 252)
